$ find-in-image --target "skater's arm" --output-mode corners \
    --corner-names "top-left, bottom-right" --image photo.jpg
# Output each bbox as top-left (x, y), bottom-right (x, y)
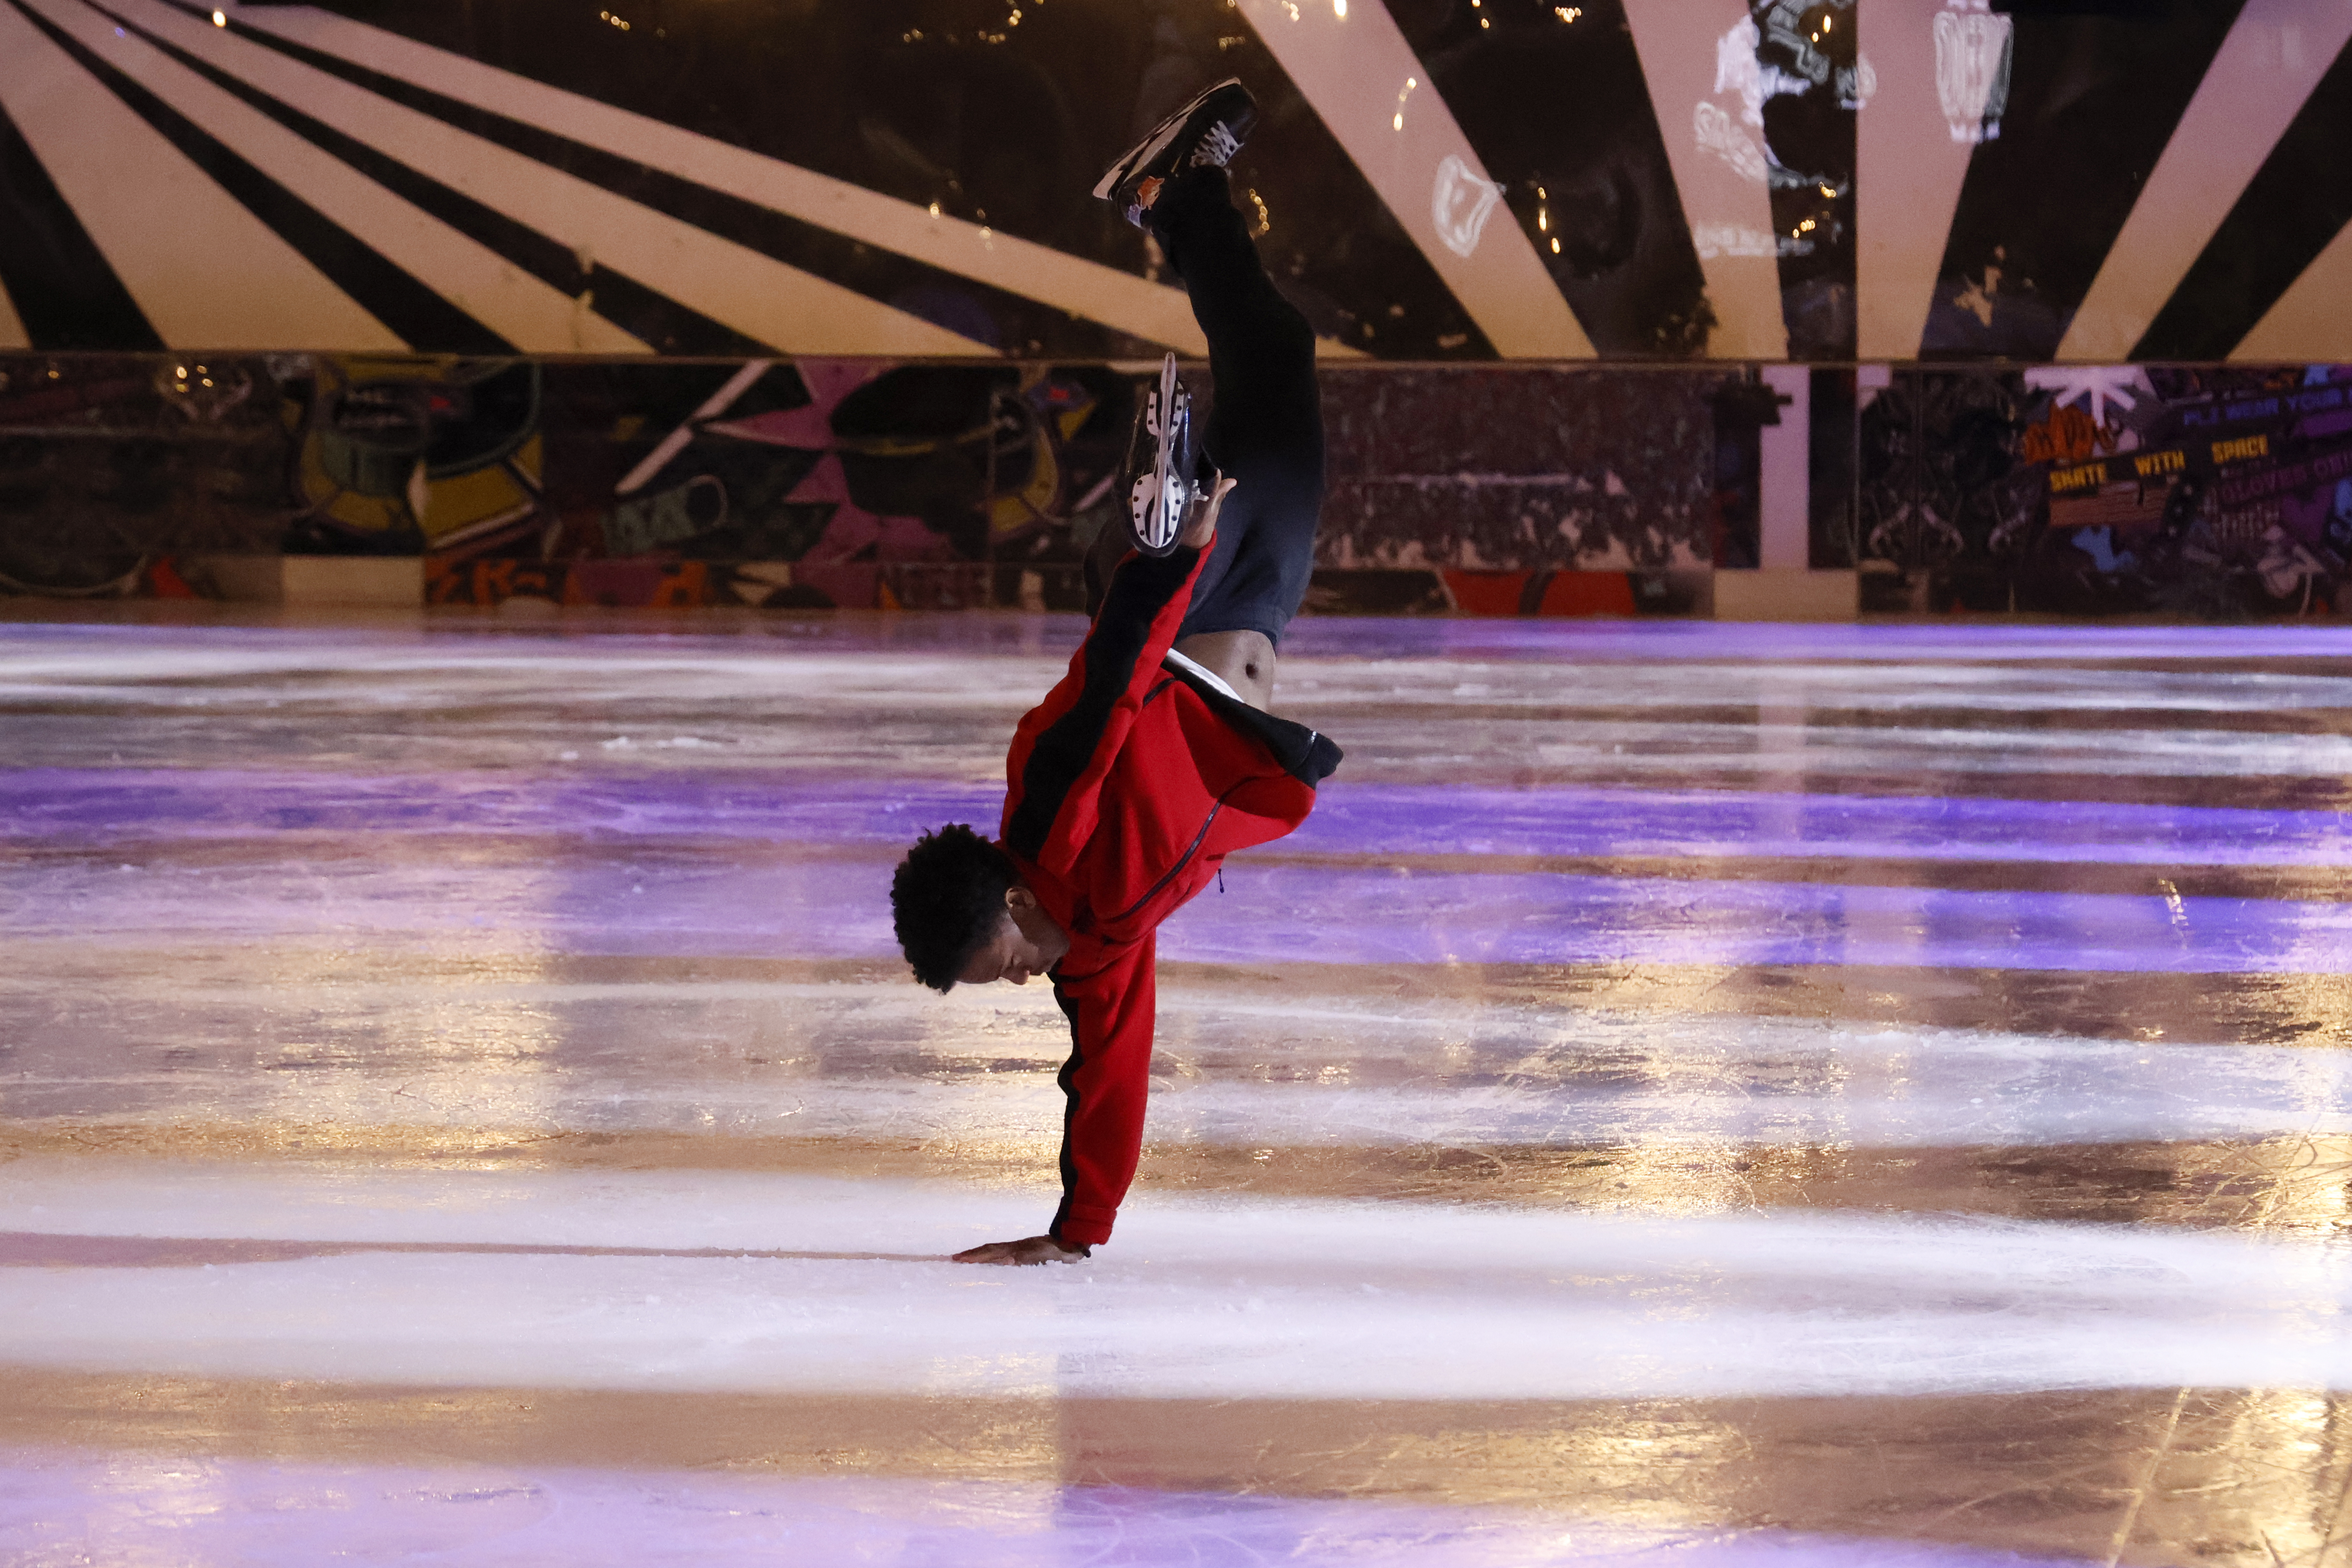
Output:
top-left (948, 938), bottom-right (1155, 1265)
top-left (1085, 478), bottom-right (1233, 679)
top-left (1048, 937), bottom-right (1157, 1249)
top-left (1004, 538), bottom-right (1213, 878)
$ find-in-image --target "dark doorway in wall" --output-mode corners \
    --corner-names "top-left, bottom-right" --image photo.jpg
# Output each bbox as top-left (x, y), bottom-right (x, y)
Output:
top-left (1809, 366), bottom-right (1857, 568)
top-left (1710, 371), bottom-right (1789, 569)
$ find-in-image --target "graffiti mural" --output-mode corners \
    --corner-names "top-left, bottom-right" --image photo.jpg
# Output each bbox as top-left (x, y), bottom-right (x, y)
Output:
top-left (0, 351), bottom-right (1723, 615)
top-left (1860, 362), bottom-right (2352, 616)
top-left (292, 358), bottom-right (551, 558)
top-left (11, 349), bottom-right (2351, 623)
top-left (0, 355), bottom-right (301, 598)
top-left (463, 358), bottom-right (1142, 611)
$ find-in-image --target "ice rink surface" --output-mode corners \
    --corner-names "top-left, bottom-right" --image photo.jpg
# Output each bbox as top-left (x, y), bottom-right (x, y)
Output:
top-left (4, 607), bottom-right (2352, 1566)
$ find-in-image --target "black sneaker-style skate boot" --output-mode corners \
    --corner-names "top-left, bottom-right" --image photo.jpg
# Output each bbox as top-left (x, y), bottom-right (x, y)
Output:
top-left (1121, 352), bottom-right (1215, 557)
top-left (1093, 79), bottom-right (1257, 230)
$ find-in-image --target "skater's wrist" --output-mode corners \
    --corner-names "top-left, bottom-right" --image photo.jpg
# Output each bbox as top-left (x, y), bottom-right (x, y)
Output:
top-left (1180, 475), bottom-right (1237, 550)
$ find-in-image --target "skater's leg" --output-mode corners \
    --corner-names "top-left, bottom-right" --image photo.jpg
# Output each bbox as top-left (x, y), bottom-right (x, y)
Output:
top-left (1147, 166), bottom-right (1320, 483)
top-left (1145, 167), bottom-right (1325, 702)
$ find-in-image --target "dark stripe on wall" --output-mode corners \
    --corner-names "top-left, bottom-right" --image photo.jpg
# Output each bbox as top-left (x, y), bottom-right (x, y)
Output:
top-left (0, 95), bottom-right (159, 349)
top-left (173, 0), bottom-right (1158, 359)
top-left (1923, 4), bottom-right (2246, 360)
top-left (2132, 33), bottom-right (2352, 360)
top-left (3, 0), bottom-right (500, 353)
top-left (1382, 0), bottom-right (1710, 358)
top-left (82, 0), bottom-right (765, 357)
top-left (576, 272), bottom-right (772, 360)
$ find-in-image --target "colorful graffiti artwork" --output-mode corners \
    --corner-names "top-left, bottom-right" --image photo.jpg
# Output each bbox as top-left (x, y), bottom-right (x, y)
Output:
top-left (8, 348), bottom-right (2351, 621)
top-left (0, 350), bottom-right (1724, 615)
top-left (383, 355), bottom-right (1723, 614)
top-left (293, 358), bottom-right (551, 559)
top-left (1860, 363), bottom-right (2352, 615)
top-left (401, 357), bottom-right (1137, 610)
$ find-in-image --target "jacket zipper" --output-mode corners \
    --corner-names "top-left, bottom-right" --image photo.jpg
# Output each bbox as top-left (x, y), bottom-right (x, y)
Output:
top-left (1108, 796), bottom-right (1226, 926)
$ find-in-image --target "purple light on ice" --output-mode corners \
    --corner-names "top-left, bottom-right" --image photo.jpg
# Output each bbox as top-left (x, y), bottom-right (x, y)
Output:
top-left (9, 771), bottom-right (2352, 868)
top-left (13, 613), bottom-right (2352, 666)
top-left (15, 849), bottom-right (2350, 973)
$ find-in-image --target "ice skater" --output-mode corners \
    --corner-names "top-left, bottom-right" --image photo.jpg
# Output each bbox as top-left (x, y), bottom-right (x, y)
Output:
top-left (889, 80), bottom-right (1340, 1264)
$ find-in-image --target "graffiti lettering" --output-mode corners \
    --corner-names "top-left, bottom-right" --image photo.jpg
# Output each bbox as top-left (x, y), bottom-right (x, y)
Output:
top-left (2021, 405), bottom-right (2116, 465)
top-left (1431, 154), bottom-right (1506, 259)
top-left (1694, 101), bottom-right (1770, 185)
top-left (2215, 444), bottom-right (2352, 510)
top-left (1934, 9), bottom-right (2012, 143)
top-left (1691, 223), bottom-right (1777, 259)
top-left (1715, 16), bottom-right (1767, 123)
top-left (2183, 386), bottom-right (2344, 430)
top-left (1763, 1), bottom-right (1832, 85)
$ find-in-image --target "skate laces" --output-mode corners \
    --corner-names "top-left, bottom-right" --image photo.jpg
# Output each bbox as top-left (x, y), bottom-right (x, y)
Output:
top-left (1192, 122), bottom-right (1241, 168)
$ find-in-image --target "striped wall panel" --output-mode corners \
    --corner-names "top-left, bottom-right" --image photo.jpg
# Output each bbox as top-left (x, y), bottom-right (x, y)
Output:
top-left (0, 0), bottom-right (2348, 360)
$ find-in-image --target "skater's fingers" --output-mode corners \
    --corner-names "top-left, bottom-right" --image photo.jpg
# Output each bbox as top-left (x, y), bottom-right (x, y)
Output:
top-left (951, 1235), bottom-right (1086, 1266)
top-left (1182, 475), bottom-right (1238, 550)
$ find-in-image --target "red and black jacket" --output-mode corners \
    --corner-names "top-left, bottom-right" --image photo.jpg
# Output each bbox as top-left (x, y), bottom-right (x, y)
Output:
top-left (997, 537), bottom-right (1340, 1249)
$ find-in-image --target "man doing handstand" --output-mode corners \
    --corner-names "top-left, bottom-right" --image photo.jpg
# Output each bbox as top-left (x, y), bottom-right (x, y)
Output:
top-left (889, 81), bottom-right (1338, 1264)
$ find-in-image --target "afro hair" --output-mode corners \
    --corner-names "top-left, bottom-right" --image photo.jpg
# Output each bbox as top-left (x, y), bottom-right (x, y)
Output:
top-left (890, 823), bottom-right (1017, 993)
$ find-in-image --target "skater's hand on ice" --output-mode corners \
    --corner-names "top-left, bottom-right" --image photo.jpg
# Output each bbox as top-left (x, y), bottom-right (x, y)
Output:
top-left (1181, 476), bottom-right (1238, 552)
top-left (951, 1234), bottom-right (1090, 1266)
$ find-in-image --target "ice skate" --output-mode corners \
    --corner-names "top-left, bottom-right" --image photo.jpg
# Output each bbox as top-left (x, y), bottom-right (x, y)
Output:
top-left (1122, 352), bottom-right (1208, 557)
top-left (1092, 78), bottom-right (1257, 229)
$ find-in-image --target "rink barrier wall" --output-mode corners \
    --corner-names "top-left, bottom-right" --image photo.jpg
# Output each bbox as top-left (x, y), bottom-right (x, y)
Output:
top-left (2, 354), bottom-right (2349, 622)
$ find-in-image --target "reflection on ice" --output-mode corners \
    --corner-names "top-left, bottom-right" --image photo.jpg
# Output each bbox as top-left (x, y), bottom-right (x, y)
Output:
top-left (8, 970), bottom-right (2351, 1150)
top-left (0, 1455), bottom-right (2093, 1568)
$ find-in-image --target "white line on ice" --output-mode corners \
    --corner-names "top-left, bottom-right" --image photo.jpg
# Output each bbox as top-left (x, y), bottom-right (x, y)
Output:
top-left (2, 1162), bottom-right (2347, 1401)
